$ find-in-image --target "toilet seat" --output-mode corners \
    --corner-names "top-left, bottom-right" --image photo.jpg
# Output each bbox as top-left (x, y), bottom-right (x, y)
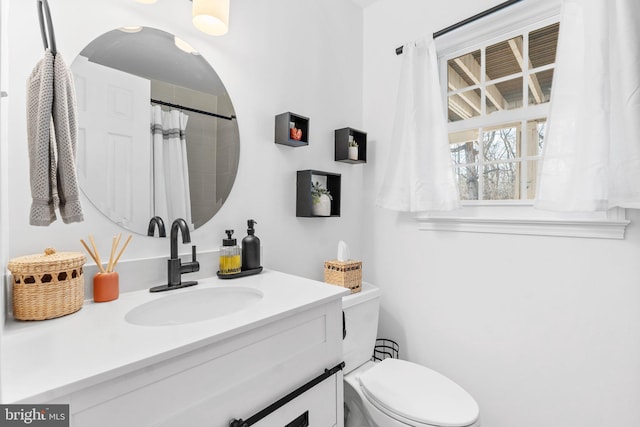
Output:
top-left (358, 359), bottom-right (479, 427)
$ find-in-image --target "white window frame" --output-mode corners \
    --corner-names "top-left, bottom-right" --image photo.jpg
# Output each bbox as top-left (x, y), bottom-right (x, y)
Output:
top-left (415, 0), bottom-right (629, 239)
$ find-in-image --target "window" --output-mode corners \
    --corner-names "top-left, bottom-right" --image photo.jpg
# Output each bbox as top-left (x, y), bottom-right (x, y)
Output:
top-left (444, 22), bottom-right (559, 202)
top-left (416, 3), bottom-right (629, 239)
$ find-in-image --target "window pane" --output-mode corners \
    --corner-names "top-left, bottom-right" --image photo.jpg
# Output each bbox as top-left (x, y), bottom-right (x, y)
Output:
top-left (483, 162), bottom-right (519, 200)
top-left (486, 36), bottom-right (523, 81)
top-left (455, 166), bottom-right (479, 200)
top-left (449, 129), bottom-right (479, 164)
top-left (449, 128), bottom-right (479, 145)
top-left (448, 50), bottom-right (481, 91)
top-left (526, 118), bottom-right (546, 156)
top-left (486, 77), bottom-right (522, 114)
top-left (529, 23), bottom-right (560, 69)
top-left (448, 89), bottom-right (481, 122)
top-left (450, 141), bottom-right (479, 165)
top-left (482, 123), bottom-right (520, 162)
top-left (527, 69), bottom-right (554, 105)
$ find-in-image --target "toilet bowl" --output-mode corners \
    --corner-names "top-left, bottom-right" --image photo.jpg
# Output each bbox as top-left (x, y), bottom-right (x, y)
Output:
top-left (342, 283), bottom-right (480, 427)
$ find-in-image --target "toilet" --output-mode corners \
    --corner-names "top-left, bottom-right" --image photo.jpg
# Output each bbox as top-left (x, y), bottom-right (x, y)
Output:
top-left (342, 283), bottom-right (480, 427)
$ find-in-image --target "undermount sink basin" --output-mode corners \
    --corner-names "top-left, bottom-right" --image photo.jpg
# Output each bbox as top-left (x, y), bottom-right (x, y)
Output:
top-left (125, 286), bottom-right (263, 326)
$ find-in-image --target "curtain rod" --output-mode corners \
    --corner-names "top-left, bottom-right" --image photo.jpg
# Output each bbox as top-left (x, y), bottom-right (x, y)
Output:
top-left (395, 0), bottom-right (524, 55)
top-left (151, 98), bottom-right (236, 121)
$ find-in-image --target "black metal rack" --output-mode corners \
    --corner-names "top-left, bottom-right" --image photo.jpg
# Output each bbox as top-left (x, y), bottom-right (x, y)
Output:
top-left (372, 338), bottom-right (399, 361)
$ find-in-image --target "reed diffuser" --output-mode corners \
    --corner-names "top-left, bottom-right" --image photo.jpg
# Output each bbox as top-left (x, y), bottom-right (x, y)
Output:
top-left (80, 233), bottom-right (132, 302)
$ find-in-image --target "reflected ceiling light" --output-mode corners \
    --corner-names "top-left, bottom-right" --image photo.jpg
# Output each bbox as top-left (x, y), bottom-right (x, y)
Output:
top-left (192, 0), bottom-right (229, 36)
top-left (135, 0), bottom-right (158, 4)
top-left (119, 26), bottom-right (143, 33)
top-left (174, 36), bottom-right (200, 55)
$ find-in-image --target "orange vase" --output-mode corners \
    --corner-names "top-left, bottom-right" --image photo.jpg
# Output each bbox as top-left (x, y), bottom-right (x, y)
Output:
top-left (93, 271), bottom-right (119, 302)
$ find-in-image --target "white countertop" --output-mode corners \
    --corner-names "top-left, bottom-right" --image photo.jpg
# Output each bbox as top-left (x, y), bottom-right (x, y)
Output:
top-left (2, 269), bottom-right (348, 404)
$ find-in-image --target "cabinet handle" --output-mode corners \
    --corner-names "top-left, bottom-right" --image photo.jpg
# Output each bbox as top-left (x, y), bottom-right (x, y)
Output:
top-left (229, 362), bottom-right (344, 427)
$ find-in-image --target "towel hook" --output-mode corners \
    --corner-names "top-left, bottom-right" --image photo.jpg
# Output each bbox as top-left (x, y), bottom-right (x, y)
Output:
top-left (37, 0), bottom-right (57, 55)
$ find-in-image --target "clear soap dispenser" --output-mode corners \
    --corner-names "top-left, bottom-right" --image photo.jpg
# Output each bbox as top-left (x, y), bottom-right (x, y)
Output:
top-left (219, 230), bottom-right (241, 275)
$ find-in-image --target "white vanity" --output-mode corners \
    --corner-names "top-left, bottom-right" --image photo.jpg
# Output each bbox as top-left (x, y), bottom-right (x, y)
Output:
top-left (3, 270), bottom-right (348, 426)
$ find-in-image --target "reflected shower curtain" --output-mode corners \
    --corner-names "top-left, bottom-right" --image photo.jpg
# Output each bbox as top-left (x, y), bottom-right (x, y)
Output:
top-left (376, 39), bottom-right (460, 212)
top-left (151, 105), bottom-right (194, 229)
top-left (535, 0), bottom-right (640, 210)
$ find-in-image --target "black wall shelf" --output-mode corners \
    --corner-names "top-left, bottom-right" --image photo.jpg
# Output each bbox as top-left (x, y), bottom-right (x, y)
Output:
top-left (275, 112), bottom-right (309, 147)
top-left (296, 170), bottom-right (341, 217)
top-left (335, 127), bottom-right (367, 163)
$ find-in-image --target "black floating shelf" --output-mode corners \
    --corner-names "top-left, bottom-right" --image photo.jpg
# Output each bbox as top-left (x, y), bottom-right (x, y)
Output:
top-left (275, 112), bottom-right (309, 147)
top-left (335, 127), bottom-right (367, 164)
top-left (296, 170), bottom-right (341, 217)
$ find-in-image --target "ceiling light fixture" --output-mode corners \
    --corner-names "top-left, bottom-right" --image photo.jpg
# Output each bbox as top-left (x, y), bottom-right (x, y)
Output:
top-left (192, 0), bottom-right (229, 36)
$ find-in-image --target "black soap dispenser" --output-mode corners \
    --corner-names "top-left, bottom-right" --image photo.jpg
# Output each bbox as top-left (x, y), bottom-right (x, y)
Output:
top-left (242, 219), bottom-right (261, 271)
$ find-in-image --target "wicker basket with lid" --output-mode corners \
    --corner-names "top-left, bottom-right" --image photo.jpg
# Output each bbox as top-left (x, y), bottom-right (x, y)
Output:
top-left (7, 248), bottom-right (86, 320)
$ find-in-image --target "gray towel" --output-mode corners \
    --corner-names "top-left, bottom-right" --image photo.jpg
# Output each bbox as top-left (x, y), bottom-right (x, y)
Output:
top-left (27, 50), bottom-right (57, 225)
top-left (26, 50), bottom-right (83, 225)
top-left (52, 53), bottom-right (83, 223)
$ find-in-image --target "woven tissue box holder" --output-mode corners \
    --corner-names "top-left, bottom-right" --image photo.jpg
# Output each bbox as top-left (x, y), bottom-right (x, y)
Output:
top-left (7, 248), bottom-right (86, 321)
top-left (324, 260), bottom-right (362, 293)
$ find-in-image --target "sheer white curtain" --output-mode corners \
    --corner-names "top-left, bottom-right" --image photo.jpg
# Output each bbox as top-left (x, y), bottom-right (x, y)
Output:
top-left (376, 39), bottom-right (460, 212)
top-left (535, 0), bottom-right (640, 211)
top-left (151, 105), bottom-right (194, 229)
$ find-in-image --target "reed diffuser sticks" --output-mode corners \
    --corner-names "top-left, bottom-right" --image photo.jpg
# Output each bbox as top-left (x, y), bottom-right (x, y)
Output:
top-left (80, 233), bottom-right (132, 273)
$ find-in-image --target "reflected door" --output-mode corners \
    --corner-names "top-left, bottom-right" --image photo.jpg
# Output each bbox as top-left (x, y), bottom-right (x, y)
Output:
top-left (74, 56), bottom-right (151, 231)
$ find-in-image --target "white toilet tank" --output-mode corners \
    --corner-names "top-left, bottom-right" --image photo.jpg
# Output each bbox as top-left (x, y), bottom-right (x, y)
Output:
top-left (342, 282), bottom-right (381, 374)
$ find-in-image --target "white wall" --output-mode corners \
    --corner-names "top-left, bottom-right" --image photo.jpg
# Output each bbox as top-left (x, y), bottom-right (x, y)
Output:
top-left (6, 1), bottom-right (639, 424)
top-left (2, 0), bottom-right (365, 304)
top-left (362, 1), bottom-right (640, 426)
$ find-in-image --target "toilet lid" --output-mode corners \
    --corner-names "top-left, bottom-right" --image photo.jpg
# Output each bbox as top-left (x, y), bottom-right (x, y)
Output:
top-left (359, 359), bottom-right (479, 427)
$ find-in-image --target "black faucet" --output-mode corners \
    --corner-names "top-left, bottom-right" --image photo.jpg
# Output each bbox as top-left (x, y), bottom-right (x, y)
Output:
top-left (150, 218), bottom-right (200, 292)
top-left (147, 216), bottom-right (166, 237)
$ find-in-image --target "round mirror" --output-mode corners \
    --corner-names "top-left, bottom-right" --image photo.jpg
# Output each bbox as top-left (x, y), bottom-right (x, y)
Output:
top-left (72, 27), bottom-right (239, 236)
